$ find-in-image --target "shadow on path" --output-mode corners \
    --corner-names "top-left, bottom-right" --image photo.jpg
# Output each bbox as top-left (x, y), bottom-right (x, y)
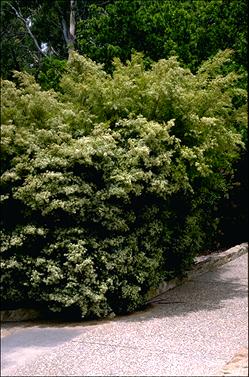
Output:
top-left (116, 260), bottom-right (248, 323)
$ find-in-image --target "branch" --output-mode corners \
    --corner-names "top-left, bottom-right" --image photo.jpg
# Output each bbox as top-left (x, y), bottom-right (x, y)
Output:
top-left (95, 0), bottom-right (111, 6)
top-left (100, 1), bottom-right (111, 5)
top-left (7, 2), bottom-right (46, 57)
top-left (49, 45), bottom-right (59, 57)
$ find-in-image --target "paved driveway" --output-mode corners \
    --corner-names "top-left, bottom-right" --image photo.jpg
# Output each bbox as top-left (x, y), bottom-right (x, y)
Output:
top-left (1, 253), bottom-right (248, 376)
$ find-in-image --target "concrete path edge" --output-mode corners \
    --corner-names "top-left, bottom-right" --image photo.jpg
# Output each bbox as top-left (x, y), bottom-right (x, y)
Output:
top-left (147, 242), bottom-right (248, 302)
top-left (1, 242), bottom-right (248, 322)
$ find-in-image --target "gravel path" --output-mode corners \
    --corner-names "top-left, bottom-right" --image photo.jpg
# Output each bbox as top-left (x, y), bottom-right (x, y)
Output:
top-left (1, 253), bottom-right (248, 376)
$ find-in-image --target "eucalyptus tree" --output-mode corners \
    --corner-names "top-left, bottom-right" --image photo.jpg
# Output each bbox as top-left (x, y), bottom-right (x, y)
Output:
top-left (0, 0), bottom-right (101, 79)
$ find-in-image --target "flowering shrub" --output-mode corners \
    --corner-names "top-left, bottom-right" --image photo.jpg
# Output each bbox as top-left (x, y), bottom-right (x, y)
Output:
top-left (0, 50), bottom-right (247, 319)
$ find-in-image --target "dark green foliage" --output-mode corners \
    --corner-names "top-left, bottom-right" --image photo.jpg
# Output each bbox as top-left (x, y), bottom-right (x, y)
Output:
top-left (76, 0), bottom-right (247, 73)
top-left (216, 150), bottom-right (248, 248)
top-left (1, 51), bottom-right (247, 319)
top-left (36, 57), bottom-right (67, 91)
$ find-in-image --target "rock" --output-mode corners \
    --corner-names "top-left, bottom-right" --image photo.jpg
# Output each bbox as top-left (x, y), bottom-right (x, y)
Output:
top-left (220, 347), bottom-right (248, 376)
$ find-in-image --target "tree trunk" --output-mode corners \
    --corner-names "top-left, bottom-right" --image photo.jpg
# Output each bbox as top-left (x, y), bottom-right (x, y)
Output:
top-left (68, 0), bottom-right (76, 54)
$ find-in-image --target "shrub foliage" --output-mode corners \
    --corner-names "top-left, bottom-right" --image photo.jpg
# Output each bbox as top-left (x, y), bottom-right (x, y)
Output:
top-left (0, 50), bottom-right (247, 319)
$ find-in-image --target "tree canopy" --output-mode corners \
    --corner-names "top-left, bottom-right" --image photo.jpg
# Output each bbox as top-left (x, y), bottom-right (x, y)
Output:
top-left (77, 0), bottom-right (248, 73)
top-left (1, 0), bottom-right (247, 80)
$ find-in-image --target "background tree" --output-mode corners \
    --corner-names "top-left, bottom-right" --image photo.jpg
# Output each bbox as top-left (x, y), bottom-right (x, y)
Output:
top-left (0, 0), bottom-right (113, 80)
top-left (76, 0), bottom-right (248, 74)
top-left (1, 0), bottom-right (247, 82)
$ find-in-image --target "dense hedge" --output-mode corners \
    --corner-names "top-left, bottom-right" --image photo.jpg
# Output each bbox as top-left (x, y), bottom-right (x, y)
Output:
top-left (0, 50), bottom-right (247, 319)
